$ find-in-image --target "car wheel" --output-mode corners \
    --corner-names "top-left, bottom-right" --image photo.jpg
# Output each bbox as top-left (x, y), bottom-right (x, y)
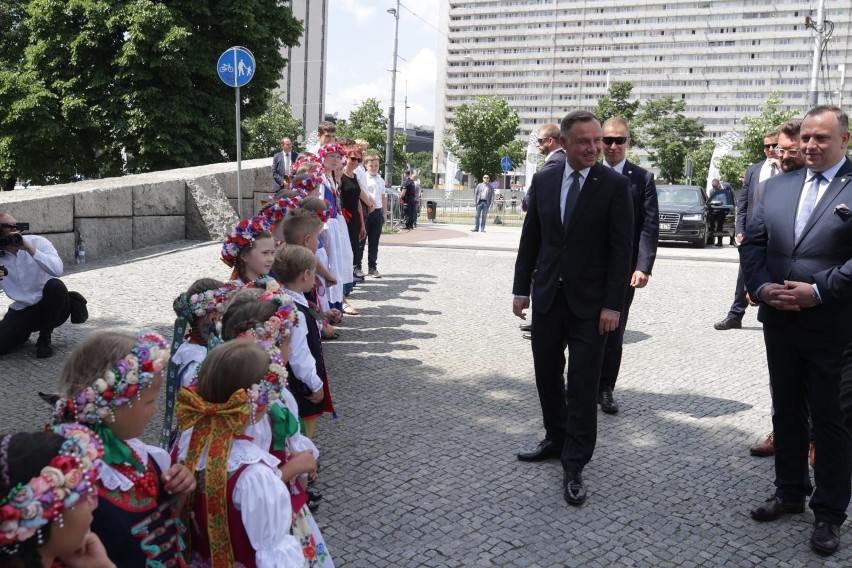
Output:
top-left (691, 238), bottom-right (706, 248)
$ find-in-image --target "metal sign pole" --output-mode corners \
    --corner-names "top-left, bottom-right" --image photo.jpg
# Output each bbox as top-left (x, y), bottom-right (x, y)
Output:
top-left (235, 85), bottom-right (242, 218)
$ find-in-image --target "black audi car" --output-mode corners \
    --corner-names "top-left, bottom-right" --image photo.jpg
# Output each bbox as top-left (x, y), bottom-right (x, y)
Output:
top-left (656, 184), bottom-right (735, 248)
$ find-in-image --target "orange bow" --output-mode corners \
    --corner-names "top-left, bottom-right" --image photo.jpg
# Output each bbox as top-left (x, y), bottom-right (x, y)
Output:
top-left (176, 387), bottom-right (251, 567)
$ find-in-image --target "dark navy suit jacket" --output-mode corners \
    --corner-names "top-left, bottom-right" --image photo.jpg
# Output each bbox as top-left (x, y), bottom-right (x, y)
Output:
top-left (740, 158), bottom-right (852, 331)
top-left (618, 160), bottom-right (659, 274)
top-left (513, 162), bottom-right (634, 318)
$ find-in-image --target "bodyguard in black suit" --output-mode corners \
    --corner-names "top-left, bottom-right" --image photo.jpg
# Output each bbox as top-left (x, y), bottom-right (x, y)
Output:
top-left (513, 110), bottom-right (634, 505)
top-left (521, 124), bottom-right (565, 213)
top-left (272, 137), bottom-right (298, 190)
top-left (715, 130), bottom-right (780, 330)
top-left (597, 117), bottom-right (659, 414)
top-left (741, 106), bottom-right (852, 556)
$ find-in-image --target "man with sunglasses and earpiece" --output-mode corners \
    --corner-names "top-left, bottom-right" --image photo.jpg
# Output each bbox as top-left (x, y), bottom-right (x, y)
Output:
top-left (596, 117), bottom-right (659, 415)
top-left (522, 124), bottom-right (565, 213)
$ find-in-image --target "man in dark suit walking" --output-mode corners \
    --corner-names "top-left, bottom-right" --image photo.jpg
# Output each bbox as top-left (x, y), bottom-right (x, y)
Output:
top-left (741, 106), bottom-right (852, 556)
top-left (715, 130), bottom-right (780, 331)
top-left (597, 117), bottom-right (659, 414)
top-left (513, 110), bottom-right (634, 506)
top-left (272, 137), bottom-right (298, 191)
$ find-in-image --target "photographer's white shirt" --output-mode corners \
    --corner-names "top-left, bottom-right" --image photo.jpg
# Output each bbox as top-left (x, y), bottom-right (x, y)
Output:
top-left (0, 235), bottom-right (63, 309)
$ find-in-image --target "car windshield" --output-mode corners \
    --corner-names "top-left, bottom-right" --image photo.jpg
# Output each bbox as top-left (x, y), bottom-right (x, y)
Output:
top-left (657, 188), bottom-right (703, 207)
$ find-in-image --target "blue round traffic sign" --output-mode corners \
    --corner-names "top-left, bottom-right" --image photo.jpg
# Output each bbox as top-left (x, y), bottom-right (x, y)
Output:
top-left (217, 47), bottom-right (256, 88)
top-left (500, 156), bottom-right (513, 172)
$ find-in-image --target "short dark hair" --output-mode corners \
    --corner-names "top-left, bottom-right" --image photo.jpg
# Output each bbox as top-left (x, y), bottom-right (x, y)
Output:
top-left (283, 208), bottom-right (323, 245)
top-left (763, 130), bottom-right (779, 140)
top-left (317, 121), bottom-right (336, 135)
top-left (778, 119), bottom-right (802, 137)
top-left (560, 110), bottom-right (599, 137)
top-left (805, 105), bottom-right (849, 135)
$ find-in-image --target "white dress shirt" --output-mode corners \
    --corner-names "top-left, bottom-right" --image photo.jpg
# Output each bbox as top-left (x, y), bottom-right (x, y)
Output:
top-left (282, 288), bottom-right (324, 393)
top-left (0, 235), bottom-right (63, 310)
top-left (560, 166), bottom-right (591, 221)
top-left (365, 173), bottom-right (386, 208)
top-left (758, 160), bottom-right (778, 183)
top-left (602, 159), bottom-right (626, 175)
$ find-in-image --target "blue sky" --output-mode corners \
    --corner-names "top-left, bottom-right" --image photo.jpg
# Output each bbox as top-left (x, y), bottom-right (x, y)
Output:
top-left (326, 0), bottom-right (440, 128)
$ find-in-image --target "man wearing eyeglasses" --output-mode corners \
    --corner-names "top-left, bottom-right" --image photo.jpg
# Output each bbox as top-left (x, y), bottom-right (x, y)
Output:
top-left (597, 117), bottom-right (659, 415)
top-left (522, 124), bottom-right (565, 213)
top-left (716, 130), bottom-right (781, 331)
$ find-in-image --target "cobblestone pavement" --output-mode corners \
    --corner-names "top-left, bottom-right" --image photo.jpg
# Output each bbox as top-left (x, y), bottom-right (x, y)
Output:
top-left (0, 232), bottom-right (848, 567)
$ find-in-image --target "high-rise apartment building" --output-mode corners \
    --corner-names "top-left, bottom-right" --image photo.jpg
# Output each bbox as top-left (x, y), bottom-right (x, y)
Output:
top-left (434, 0), bottom-right (852, 173)
top-left (279, 1), bottom-right (328, 144)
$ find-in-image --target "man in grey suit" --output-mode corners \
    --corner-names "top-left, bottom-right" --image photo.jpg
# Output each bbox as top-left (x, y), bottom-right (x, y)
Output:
top-left (272, 137), bottom-right (298, 191)
top-left (597, 117), bottom-right (659, 414)
top-left (741, 106), bottom-right (852, 556)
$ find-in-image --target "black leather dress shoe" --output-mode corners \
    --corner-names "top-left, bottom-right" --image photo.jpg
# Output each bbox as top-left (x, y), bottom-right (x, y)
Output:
top-left (517, 439), bottom-right (561, 462)
top-left (522, 333), bottom-right (532, 340)
top-left (598, 388), bottom-right (619, 415)
top-left (563, 471), bottom-right (587, 506)
top-left (750, 496), bottom-right (805, 521)
top-left (811, 522), bottom-right (841, 555)
top-left (519, 323), bottom-right (532, 332)
top-left (714, 316), bottom-right (742, 330)
top-left (35, 337), bottom-right (53, 359)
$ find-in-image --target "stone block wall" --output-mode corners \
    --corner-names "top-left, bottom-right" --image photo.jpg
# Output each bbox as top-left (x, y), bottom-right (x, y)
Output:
top-left (0, 158), bottom-right (275, 263)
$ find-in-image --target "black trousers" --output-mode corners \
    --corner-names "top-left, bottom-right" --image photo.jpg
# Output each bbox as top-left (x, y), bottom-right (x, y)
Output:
top-left (764, 322), bottom-right (852, 525)
top-left (711, 214), bottom-right (725, 242)
top-left (841, 342), bottom-right (852, 438)
top-left (600, 285), bottom-right (635, 392)
top-left (0, 279), bottom-right (70, 354)
top-left (531, 290), bottom-right (607, 472)
top-left (726, 265), bottom-right (750, 319)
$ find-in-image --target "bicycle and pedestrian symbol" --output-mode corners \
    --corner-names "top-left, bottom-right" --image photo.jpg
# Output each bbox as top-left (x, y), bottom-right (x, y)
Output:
top-left (217, 46), bottom-right (256, 88)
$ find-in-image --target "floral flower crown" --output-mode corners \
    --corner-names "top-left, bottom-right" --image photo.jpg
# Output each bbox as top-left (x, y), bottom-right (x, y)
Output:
top-left (261, 191), bottom-right (308, 226)
top-left (221, 216), bottom-right (273, 268)
top-left (291, 166), bottom-right (325, 194)
top-left (289, 155), bottom-right (319, 175)
top-left (317, 143), bottom-right (345, 163)
top-left (174, 282), bottom-right (241, 323)
top-left (0, 424), bottom-right (102, 550)
top-left (53, 332), bottom-right (170, 425)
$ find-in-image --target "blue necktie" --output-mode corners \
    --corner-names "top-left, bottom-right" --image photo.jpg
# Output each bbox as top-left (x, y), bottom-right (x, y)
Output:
top-left (794, 173), bottom-right (824, 241)
top-left (563, 171), bottom-right (581, 227)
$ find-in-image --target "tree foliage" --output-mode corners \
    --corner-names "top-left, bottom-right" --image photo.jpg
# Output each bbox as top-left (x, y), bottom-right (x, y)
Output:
top-left (636, 96), bottom-right (705, 183)
top-left (717, 92), bottom-right (797, 190)
top-left (336, 98), bottom-right (407, 183)
top-left (0, 0), bottom-right (303, 186)
top-left (594, 82), bottom-right (641, 126)
top-left (243, 93), bottom-right (303, 159)
top-left (445, 96), bottom-right (524, 180)
top-left (408, 151), bottom-right (433, 188)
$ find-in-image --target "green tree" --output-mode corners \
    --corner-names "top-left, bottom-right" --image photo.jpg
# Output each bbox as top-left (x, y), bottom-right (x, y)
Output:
top-left (444, 96), bottom-right (524, 180)
top-left (0, 0), bottom-right (303, 184)
top-left (687, 139), bottom-right (716, 187)
top-left (636, 96), bottom-right (705, 183)
top-left (594, 81), bottom-right (641, 138)
top-left (408, 151), bottom-right (433, 188)
top-left (336, 98), bottom-right (407, 182)
top-left (718, 92), bottom-right (797, 189)
top-left (243, 93), bottom-right (304, 159)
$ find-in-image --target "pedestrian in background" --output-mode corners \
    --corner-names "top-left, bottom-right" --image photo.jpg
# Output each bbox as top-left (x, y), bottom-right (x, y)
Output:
top-left (471, 174), bottom-right (494, 232)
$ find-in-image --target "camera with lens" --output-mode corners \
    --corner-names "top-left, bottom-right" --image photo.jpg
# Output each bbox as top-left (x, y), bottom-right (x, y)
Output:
top-left (0, 223), bottom-right (29, 247)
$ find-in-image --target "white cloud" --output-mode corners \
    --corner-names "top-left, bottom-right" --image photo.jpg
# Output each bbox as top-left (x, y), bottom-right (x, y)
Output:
top-left (399, 48), bottom-right (438, 95)
top-left (398, 0), bottom-right (440, 29)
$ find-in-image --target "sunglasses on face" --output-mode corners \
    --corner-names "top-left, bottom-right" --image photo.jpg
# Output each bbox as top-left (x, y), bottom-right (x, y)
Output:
top-left (537, 137), bottom-right (552, 145)
top-left (763, 143), bottom-right (778, 150)
top-left (347, 156), bottom-right (362, 162)
top-left (602, 137), bottom-right (628, 145)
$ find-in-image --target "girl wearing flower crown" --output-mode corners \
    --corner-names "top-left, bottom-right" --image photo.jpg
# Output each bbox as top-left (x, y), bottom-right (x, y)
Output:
top-left (177, 339), bottom-right (305, 568)
top-left (221, 217), bottom-right (276, 284)
top-left (316, 144), bottom-right (354, 316)
top-left (52, 331), bottom-right (196, 568)
top-left (0, 424), bottom-right (111, 568)
top-left (219, 287), bottom-right (334, 567)
top-left (159, 278), bottom-right (231, 451)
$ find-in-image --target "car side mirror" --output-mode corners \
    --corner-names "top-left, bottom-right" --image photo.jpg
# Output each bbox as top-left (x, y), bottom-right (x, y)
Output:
top-left (709, 200), bottom-right (722, 206)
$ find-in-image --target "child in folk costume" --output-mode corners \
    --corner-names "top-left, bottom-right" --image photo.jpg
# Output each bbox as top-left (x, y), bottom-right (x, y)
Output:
top-left (0, 424), bottom-right (111, 568)
top-left (177, 340), bottom-right (304, 568)
top-left (316, 144), bottom-right (354, 314)
top-left (218, 285), bottom-right (333, 567)
top-left (52, 331), bottom-right (196, 568)
top-left (221, 217), bottom-right (276, 284)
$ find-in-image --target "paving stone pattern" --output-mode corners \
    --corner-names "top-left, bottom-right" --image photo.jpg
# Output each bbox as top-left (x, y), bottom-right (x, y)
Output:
top-left (0, 239), bottom-right (848, 567)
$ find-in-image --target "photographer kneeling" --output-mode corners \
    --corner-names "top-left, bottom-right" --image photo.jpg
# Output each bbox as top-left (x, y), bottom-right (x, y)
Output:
top-left (0, 211), bottom-right (87, 358)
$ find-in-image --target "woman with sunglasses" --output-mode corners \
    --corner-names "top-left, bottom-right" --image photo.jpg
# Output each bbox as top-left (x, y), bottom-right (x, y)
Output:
top-left (339, 146), bottom-right (368, 313)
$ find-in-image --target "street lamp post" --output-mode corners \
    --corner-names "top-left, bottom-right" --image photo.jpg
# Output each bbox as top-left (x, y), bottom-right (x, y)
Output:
top-left (385, 1), bottom-right (401, 186)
